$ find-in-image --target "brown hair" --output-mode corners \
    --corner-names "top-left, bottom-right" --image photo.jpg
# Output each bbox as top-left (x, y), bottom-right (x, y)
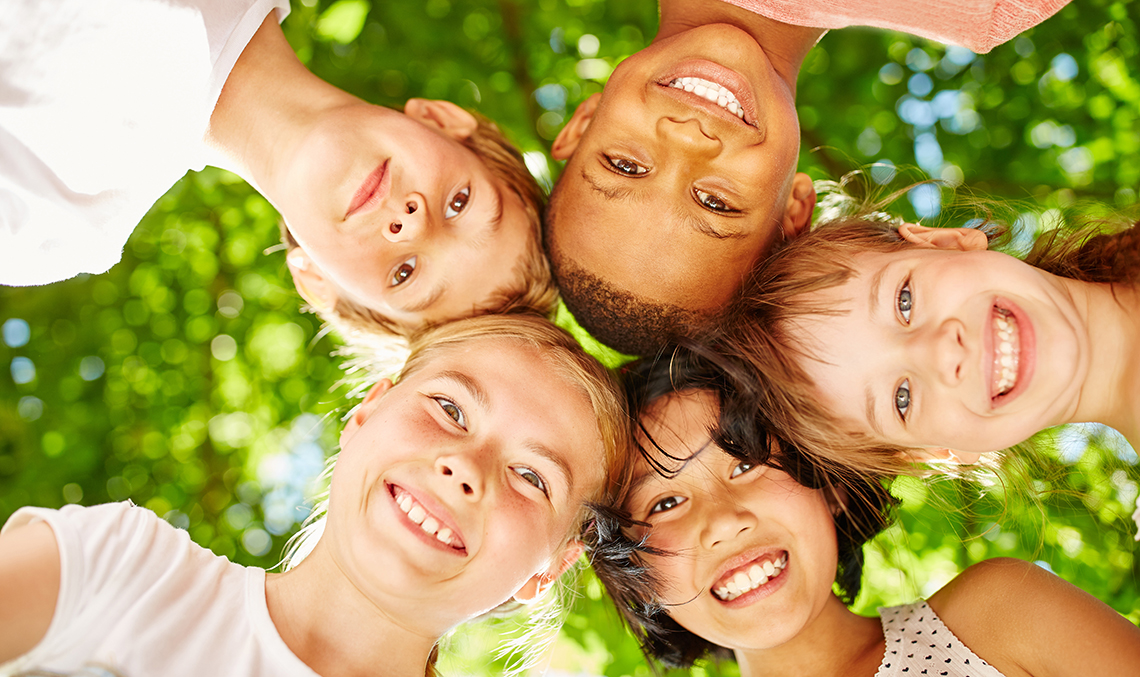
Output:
top-left (284, 111), bottom-right (558, 346)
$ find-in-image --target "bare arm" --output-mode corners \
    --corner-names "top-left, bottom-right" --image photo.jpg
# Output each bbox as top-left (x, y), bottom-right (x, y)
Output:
top-left (929, 557), bottom-right (1140, 677)
top-left (0, 521), bottom-right (60, 663)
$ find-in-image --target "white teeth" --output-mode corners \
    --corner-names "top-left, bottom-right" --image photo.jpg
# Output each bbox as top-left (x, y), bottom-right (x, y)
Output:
top-left (407, 504), bottom-right (426, 525)
top-left (436, 527), bottom-right (452, 544)
top-left (394, 489), bottom-right (460, 549)
top-left (992, 309), bottom-right (1020, 397)
top-left (713, 555), bottom-right (788, 601)
top-left (422, 516), bottom-right (439, 535)
top-left (667, 76), bottom-right (747, 121)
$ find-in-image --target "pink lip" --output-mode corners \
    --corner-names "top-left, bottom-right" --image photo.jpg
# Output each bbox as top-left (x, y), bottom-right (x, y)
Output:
top-left (653, 59), bottom-right (762, 132)
top-left (386, 482), bottom-right (467, 556)
top-left (345, 159), bottom-right (391, 219)
top-left (987, 297), bottom-right (1036, 409)
top-left (712, 549), bottom-right (790, 609)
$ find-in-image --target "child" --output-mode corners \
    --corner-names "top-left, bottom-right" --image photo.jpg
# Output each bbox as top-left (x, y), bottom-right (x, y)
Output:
top-left (0, 0), bottom-right (555, 339)
top-left (589, 349), bottom-right (1140, 676)
top-left (0, 314), bottom-right (628, 677)
top-left (544, 0), bottom-right (1067, 356)
top-left (719, 212), bottom-right (1140, 474)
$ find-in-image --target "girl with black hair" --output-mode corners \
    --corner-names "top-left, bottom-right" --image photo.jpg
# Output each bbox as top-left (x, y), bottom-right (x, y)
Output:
top-left (590, 348), bottom-right (1140, 676)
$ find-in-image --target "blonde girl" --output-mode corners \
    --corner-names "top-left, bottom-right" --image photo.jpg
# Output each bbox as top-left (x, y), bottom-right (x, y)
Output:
top-left (0, 314), bottom-right (628, 677)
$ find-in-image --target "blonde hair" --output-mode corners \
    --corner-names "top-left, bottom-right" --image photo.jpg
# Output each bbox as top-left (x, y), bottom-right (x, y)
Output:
top-left (284, 111), bottom-right (558, 348)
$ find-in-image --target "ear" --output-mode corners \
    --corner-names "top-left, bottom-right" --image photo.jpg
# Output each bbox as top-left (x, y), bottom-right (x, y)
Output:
top-left (902, 447), bottom-right (984, 465)
top-left (341, 379), bottom-right (394, 443)
top-left (403, 98), bottom-right (478, 141)
top-left (780, 173), bottom-right (816, 241)
top-left (898, 223), bottom-right (988, 252)
top-left (513, 540), bottom-right (585, 604)
top-left (551, 93), bottom-right (601, 160)
top-left (825, 483), bottom-right (848, 517)
top-left (287, 248), bottom-right (339, 313)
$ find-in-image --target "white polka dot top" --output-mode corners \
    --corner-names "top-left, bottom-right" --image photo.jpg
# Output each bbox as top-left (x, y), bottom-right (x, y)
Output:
top-left (876, 602), bottom-right (1005, 677)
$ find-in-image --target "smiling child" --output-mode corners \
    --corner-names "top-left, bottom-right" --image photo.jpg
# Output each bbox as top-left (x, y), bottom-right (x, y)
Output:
top-left (546, 0), bottom-right (1067, 355)
top-left (589, 348), bottom-right (1140, 676)
top-left (0, 315), bottom-right (628, 677)
top-left (720, 214), bottom-right (1140, 473)
top-left (1, 0), bottom-right (554, 339)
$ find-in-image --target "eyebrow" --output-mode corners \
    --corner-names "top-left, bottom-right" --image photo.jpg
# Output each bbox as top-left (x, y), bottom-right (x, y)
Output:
top-left (525, 440), bottom-right (574, 494)
top-left (488, 182), bottom-right (504, 235)
top-left (867, 263), bottom-right (889, 321)
top-left (581, 168), bottom-right (634, 201)
top-left (436, 370), bottom-right (490, 409)
top-left (864, 383), bottom-right (888, 438)
top-left (680, 211), bottom-right (747, 240)
top-left (402, 281), bottom-right (448, 314)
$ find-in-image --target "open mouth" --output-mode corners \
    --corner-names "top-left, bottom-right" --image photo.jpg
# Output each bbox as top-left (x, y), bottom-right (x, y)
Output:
top-left (666, 77), bottom-right (747, 121)
top-left (389, 484), bottom-right (465, 552)
top-left (991, 305), bottom-right (1021, 398)
top-left (712, 552), bottom-right (788, 601)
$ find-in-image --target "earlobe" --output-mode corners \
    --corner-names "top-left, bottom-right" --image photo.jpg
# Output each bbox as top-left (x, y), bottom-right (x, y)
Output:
top-left (403, 98), bottom-right (478, 140)
top-left (286, 248), bottom-right (339, 313)
top-left (551, 94), bottom-right (601, 160)
top-left (780, 173), bottom-right (816, 241)
top-left (512, 540), bottom-right (585, 604)
top-left (898, 223), bottom-right (988, 252)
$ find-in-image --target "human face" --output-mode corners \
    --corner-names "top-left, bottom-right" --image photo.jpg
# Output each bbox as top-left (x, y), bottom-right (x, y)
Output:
top-left (625, 390), bottom-right (839, 651)
top-left (277, 102), bottom-right (532, 329)
top-left (791, 247), bottom-right (1089, 455)
top-left (550, 24), bottom-right (807, 312)
top-left (324, 338), bottom-right (605, 631)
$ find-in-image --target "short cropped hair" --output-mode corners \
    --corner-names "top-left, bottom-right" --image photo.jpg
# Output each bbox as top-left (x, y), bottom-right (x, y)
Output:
top-left (587, 344), bottom-right (896, 669)
top-left (284, 111), bottom-right (558, 346)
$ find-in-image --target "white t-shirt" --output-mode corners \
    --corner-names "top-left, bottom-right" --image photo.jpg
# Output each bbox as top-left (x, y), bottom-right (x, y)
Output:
top-left (0, 0), bottom-right (290, 286)
top-left (0, 502), bottom-right (319, 677)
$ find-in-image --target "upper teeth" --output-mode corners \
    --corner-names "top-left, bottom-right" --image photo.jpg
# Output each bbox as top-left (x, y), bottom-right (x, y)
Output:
top-left (668, 77), bottom-right (746, 120)
top-left (713, 554), bottom-right (788, 601)
top-left (993, 308), bottom-right (1020, 396)
top-left (395, 489), bottom-right (460, 549)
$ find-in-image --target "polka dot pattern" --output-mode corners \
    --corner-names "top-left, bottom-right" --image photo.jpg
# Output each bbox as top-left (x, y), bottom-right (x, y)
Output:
top-left (875, 602), bottom-right (1005, 677)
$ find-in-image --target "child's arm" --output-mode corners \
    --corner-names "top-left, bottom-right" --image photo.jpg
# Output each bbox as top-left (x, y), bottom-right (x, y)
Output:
top-left (929, 557), bottom-right (1140, 677)
top-left (0, 521), bottom-right (60, 663)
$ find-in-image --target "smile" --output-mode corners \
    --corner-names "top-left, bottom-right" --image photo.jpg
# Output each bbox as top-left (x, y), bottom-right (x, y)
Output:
top-left (390, 484), bottom-right (465, 551)
top-left (667, 77), bottom-right (746, 120)
top-left (992, 306), bottom-right (1020, 396)
top-left (345, 158), bottom-right (391, 219)
top-left (713, 552), bottom-right (788, 601)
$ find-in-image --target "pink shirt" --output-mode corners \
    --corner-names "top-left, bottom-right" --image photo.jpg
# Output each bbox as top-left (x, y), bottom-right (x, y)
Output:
top-left (721, 0), bottom-right (1069, 53)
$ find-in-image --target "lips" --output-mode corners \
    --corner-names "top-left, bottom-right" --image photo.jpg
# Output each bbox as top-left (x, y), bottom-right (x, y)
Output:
top-left (345, 159), bottom-right (391, 219)
top-left (388, 483), bottom-right (466, 554)
top-left (655, 60), bottom-right (761, 131)
top-left (988, 298), bottom-right (1035, 408)
top-left (712, 551), bottom-right (788, 602)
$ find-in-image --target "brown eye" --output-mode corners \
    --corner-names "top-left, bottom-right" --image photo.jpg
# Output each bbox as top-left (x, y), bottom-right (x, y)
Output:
top-left (445, 187), bottom-right (470, 218)
top-left (391, 256), bottom-right (416, 286)
top-left (606, 156), bottom-right (648, 176)
top-left (695, 188), bottom-right (736, 213)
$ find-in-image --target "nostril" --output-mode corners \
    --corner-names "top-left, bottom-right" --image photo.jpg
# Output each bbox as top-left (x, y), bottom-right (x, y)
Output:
top-left (405, 201), bottom-right (417, 214)
top-left (461, 483), bottom-right (473, 495)
top-left (441, 466), bottom-right (452, 476)
top-left (390, 222), bottom-right (402, 234)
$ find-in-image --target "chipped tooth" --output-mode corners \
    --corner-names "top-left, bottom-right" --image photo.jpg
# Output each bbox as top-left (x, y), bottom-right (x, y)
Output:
top-left (407, 505), bottom-right (426, 524)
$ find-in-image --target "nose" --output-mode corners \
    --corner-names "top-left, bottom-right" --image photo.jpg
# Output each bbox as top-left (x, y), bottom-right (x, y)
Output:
top-left (382, 193), bottom-right (430, 243)
top-left (916, 318), bottom-right (967, 387)
top-left (699, 495), bottom-right (757, 550)
top-left (657, 117), bottom-right (721, 156)
top-left (435, 448), bottom-right (485, 502)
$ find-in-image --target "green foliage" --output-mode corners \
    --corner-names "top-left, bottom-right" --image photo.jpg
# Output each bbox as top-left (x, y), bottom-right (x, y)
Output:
top-left (1, 1), bottom-right (1137, 675)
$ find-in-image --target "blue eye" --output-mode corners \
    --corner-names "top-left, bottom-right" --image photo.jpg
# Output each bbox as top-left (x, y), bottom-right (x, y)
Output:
top-left (730, 460), bottom-right (755, 478)
top-left (894, 380), bottom-right (911, 420)
top-left (445, 186), bottom-right (470, 218)
top-left (650, 495), bottom-right (686, 514)
top-left (513, 466), bottom-right (548, 495)
top-left (897, 279), bottom-right (913, 323)
top-left (433, 396), bottom-right (466, 429)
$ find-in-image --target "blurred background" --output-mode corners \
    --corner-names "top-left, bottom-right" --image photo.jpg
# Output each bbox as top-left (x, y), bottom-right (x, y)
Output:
top-left (1, 0), bottom-right (1138, 674)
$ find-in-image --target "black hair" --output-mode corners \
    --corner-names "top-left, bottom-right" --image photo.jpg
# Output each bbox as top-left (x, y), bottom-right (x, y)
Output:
top-left (586, 342), bottom-right (897, 669)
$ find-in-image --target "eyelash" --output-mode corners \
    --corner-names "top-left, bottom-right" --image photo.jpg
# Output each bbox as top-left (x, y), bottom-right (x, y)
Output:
top-left (605, 155), bottom-right (648, 176)
top-left (730, 460), bottom-right (755, 478)
top-left (897, 277), bottom-right (913, 323)
top-left (512, 466), bottom-right (549, 496)
top-left (433, 396), bottom-right (466, 429)
top-left (445, 186), bottom-right (471, 218)
top-left (894, 379), bottom-right (911, 421)
top-left (695, 188), bottom-right (739, 214)
top-left (391, 255), bottom-right (417, 287)
top-left (650, 495), bottom-right (686, 515)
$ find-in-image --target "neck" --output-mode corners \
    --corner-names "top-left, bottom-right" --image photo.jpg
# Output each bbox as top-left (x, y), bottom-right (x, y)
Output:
top-left (656, 0), bottom-right (825, 97)
top-left (265, 551), bottom-right (442, 677)
top-left (1060, 278), bottom-right (1140, 445)
top-left (735, 596), bottom-right (883, 677)
top-left (205, 15), bottom-right (357, 200)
